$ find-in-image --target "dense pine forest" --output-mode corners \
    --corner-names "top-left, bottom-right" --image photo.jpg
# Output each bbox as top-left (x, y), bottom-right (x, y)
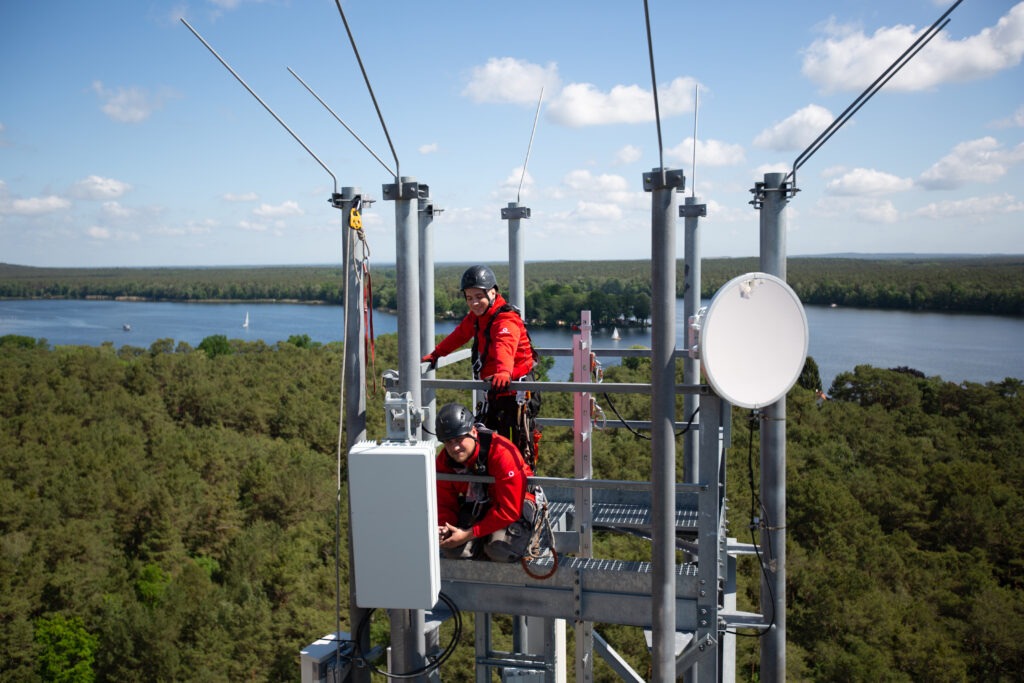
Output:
top-left (1, 331), bottom-right (1021, 681)
top-left (2, 255), bottom-right (1022, 326)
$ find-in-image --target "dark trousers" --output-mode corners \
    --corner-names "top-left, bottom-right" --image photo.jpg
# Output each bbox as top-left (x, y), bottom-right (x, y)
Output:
top-left (442, 499), bottom-right (537, 562)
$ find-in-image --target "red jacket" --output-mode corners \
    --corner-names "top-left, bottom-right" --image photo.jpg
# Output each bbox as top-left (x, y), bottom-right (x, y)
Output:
top-left (430, 293), bottom-right (534, 381)
top-left (436, 431), bottom-right (536, 539)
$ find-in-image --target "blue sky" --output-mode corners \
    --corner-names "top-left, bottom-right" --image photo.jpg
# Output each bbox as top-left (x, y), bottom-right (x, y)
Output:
top-left (1, 0), bottom-right (1022, 267)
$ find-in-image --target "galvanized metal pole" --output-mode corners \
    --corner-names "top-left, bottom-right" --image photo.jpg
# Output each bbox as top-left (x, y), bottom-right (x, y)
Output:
top-left (502, 202), bottom-right (530, 313)
top-left (680, 196), bottom-right (706, 484)
top-left (419, 192), bottom-right (437, 431)
top-left (758, 171), bottom-right (788, 682)
top-left (680, 197), bottom-right (706, 681)
top-left (384, 177), bottom-right (425, 677)
top-left (339, 187), bottom-right (371, 683)
top-left (644, 167), bottom-right (684, 681)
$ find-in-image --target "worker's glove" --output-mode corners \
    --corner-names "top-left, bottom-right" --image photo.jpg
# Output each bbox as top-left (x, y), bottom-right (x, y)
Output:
top-left (489, 372), bottom-right (511, 391)
top-left (421, 352), bottom-right (438, 369)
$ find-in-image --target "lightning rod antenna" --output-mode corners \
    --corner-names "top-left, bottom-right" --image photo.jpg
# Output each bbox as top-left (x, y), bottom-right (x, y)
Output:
top-left (287, 67), bottom-right (396, 178)
top-left (517, 88), bottom-right (545, 204)
top-left (332, 0), bottom-right (399, 182)
top-left (642, 0), bottom-right (665, 185)
top-left (180, 18), bottom-right (338, 193)
top-left (691, 84), bottom-right (699, 198)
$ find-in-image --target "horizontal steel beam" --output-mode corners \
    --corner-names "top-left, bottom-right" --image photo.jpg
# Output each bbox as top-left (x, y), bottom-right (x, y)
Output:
top-left (439, 557), bottom-right (704, 630)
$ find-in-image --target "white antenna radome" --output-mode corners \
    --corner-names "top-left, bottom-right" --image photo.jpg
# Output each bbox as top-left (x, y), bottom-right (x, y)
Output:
top-left (689, 272), bottom-right (809, 409)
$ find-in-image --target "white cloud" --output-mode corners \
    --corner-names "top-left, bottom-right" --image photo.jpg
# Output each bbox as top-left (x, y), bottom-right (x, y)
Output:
top-left (802, 3), bottom-right (1024, 93)
top-left (91, 81), bottom-right (175, 123)
top-left (252, 200), bottom-right (303, 218)
top-left (70, 175), bottom-right (131, 200)
top-left (462, 57), bottom-right (560, 105)
top-left (101, 201), bottom-right (135, 219)
top-left (918, 137), bottom-right (1024, 190)
top-left (561, 169), bottom-right (630, 195)
top-left (87, 226), bottom-right (111, 239)
top-left (4, 195), bottom-right (71, 215)
top-left (153, 220), bottom-right (214, 236)
top-left (855, 200), bottom-right (900, 223)
top-left (547, 76), bottom-right (699, 127)
top-left (222, 192), bottom-right (258, 202)
top-left (571, 201), bottom-right (623, 221)
top-left (753, 104), bottom-right (834, 152)
top-left (498, 167), bottom-right (534, 199)
top-left (419, 143), bottom-right (439, 154)
top-left (813, 196), bottom-right (900, 223)
top-left (913, 193), bottom-right (1024, 219)
top-left (238, 220), bottom-right (268, 232)
top-left (615, 144), bottom-right (643, 165)
top-left (825, 168), bottom-right (914, 195)
top-left (666, 137), bottom-right (746, 168)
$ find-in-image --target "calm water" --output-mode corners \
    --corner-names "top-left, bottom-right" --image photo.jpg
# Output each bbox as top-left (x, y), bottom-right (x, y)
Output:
top-left (1, 299), bottom-right (1021, 389)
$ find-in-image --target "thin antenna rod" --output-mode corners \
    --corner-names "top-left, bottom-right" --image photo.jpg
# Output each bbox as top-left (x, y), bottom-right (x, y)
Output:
top-left (180, 18), bottom-right (337, 193)
top-left (691, 84), bottom-right (699, 198)
top-left (517, 87), bottom-right (545, 204)
top-left (332, 0), bottom-right (399, 181)
top-left (788, 0), bottom-right (964, 184)
top-left (287, 67), bottom-right (396, 178)
top-left (642, 0), bottom-right (665, 181)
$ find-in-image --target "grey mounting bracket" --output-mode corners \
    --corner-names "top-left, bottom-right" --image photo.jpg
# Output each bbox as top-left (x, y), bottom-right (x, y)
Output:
top-left (382, 180), bottom-right (426, 201)
top-left (501, 205), bottom-right (531, 219)
top-left (383, 391), bottom-right (423, 442)
top-left (679, 203), bottom-right (707, 218)
top-left (642, 168), bottom-right (686, 192)
top-left (748, 180), bottom-right (799, 209)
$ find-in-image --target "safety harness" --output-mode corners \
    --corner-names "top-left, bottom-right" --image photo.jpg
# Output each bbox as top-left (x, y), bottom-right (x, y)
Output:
top-left (470, 302), bottom-right (540, 379)
top-left (471, 303), bottom-right (543, 469)
top-left (449, 428), bottom-right (554, 574)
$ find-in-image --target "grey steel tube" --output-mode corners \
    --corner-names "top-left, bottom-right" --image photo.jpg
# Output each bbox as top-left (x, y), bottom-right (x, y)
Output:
top-left (341, 187), bottom-right (371, 683)
top-left (759, 171), bottom-right (788, 682)
top-left (506, 202), bottom-right (526, 313)
top-left (419, 194), bottom-right (436, 431)
top-left (648, 167), bottom-right (682, 681)
top-left (388, 177), bottom-right (425, 676)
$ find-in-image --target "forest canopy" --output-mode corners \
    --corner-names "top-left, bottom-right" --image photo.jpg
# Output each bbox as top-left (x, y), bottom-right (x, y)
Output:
top-left (1, 331), bottom-right (1021, 681)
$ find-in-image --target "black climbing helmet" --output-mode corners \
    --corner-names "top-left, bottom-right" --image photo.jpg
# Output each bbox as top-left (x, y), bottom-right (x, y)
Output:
top-left (435, 402), bottom-right (476, 442)
top-left (460, 265), bottom-right (497, 293)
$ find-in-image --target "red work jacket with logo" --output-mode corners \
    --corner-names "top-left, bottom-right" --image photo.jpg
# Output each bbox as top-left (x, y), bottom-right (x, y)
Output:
top-left (431, 293), bottom-right (534, 381)
top-left (435, 431), bottom-right (535, 540)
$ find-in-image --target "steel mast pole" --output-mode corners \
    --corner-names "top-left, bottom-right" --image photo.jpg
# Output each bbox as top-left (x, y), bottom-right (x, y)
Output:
top-left (680, 196), bottom-right (706, 485)
top-left (336, 187), bottom-right (371, 683)
top-left (757, 171), bottom-right (789, 682)
top-left (384, 177), bottom-right (427, 678)
top-left (419, 191), bottom-right (438, 430)
top-left (644, 166), bottom-right (684, 681)
top-left (502, 202), bottom-right (530, 313)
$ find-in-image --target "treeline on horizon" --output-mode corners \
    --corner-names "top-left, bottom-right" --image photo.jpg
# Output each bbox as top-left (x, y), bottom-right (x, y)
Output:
top-left (1, 255), bottom-right (1022, 325)
top-left (1, 331), bottom-right (1022, 681)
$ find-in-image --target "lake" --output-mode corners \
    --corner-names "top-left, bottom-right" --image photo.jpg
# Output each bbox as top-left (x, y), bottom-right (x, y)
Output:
top-left (1, 299), bottom-right (1021, 389)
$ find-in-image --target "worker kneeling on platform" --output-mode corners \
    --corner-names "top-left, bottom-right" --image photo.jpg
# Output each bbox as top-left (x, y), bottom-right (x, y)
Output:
top-left (435, 402), bottom-right (543, 562)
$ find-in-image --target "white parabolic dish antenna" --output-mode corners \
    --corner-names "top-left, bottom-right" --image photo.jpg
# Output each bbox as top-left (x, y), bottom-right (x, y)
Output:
top-left (695, 272), bottom-right (809, 409)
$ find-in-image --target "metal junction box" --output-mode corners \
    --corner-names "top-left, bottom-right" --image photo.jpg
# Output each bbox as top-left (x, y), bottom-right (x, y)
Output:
top-left (348, 440), bottom-right (440, 610)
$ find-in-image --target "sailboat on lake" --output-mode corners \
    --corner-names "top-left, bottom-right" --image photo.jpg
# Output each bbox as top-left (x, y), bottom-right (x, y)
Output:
top-left (611, 327), bottom-right (621, 341)
top-left (242, 311), bottom-right (249, 329)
